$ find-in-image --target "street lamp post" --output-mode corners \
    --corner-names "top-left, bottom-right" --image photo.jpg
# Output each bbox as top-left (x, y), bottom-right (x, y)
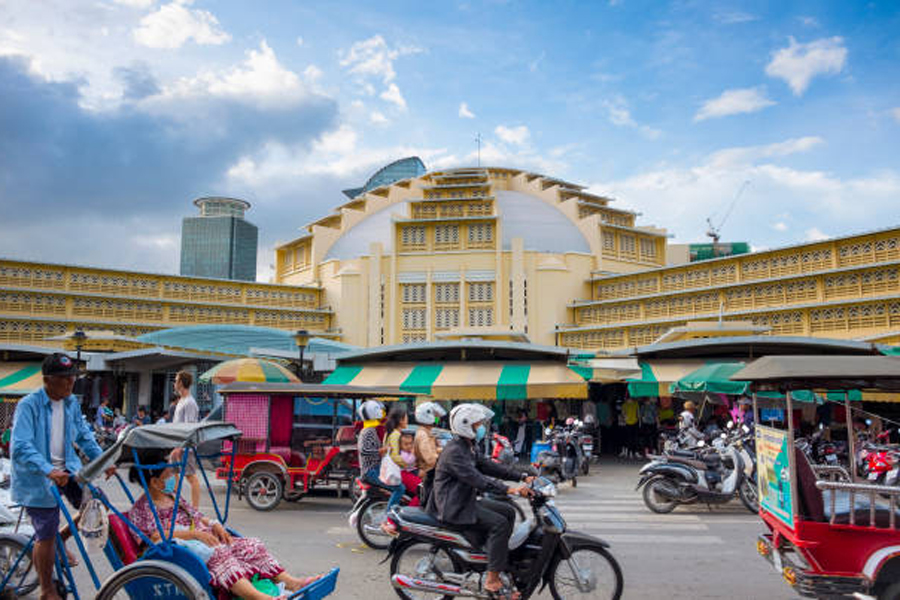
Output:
top-left (72, 329), bottom-right (87, 367)
top-left (294, 329), bottom-right (310, 381)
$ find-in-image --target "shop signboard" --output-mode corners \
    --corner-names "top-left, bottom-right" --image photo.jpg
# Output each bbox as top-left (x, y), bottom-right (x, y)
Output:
top-left (756, 424), bottom-right (795, 529)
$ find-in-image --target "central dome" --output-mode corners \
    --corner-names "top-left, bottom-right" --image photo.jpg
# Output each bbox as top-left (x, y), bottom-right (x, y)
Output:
top-left (324, 189), bottom-right (590, 260)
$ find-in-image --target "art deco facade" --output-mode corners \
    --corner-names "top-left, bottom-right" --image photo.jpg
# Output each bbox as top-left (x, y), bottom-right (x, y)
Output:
top-left (1, 165), bottom-right (898, 353)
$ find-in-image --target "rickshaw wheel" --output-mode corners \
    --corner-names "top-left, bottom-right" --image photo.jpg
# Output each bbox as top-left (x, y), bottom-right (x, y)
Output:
top-left (0, 534), bottom-right (38, 597)
top-left (96, 560), bottom-right (207, 600)
top-left (245, 471), bottom-right (284, 511)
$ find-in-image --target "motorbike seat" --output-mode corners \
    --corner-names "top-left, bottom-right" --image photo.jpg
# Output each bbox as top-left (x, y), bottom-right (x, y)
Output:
top-left (669, 449), bottom-right (699, 459)
top-left (666, 455), bottom-right (707, 471)
top-left (396, 506), bottom-right (442, 528)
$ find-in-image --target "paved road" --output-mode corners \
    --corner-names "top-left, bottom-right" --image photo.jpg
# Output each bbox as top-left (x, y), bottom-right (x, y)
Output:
top-left (32, 459), bottom-right (800, 599)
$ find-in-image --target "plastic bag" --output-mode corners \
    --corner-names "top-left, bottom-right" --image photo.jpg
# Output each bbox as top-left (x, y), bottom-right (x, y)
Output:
top-left (379, 455), bottom-right (401, 487)
top-left (78, 490), bottom-right (108, 551)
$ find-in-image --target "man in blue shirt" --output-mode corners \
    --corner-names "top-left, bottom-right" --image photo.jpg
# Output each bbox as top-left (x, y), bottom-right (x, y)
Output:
top-left (11, 353), bottom-right (111, 600)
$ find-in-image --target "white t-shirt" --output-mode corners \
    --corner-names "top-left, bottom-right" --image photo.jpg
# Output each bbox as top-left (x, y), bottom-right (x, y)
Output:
top-left (679, 410), bottom-right (695, 430)
top-left (173, 394), bottom-right (199, 424)
top-left (50, 400), bottom-right (66, 469)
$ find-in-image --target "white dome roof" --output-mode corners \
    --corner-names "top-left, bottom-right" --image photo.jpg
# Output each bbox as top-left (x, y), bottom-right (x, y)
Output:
top-left (324, 190), bottom-right (590, 261)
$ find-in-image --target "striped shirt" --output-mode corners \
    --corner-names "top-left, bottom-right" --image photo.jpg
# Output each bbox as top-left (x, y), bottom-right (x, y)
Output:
top-left (358, 427), bottom-right (382, 473)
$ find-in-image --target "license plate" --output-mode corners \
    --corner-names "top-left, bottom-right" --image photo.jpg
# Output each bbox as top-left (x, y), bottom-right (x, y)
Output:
top-left (772, 548), bottom-right (782, 573)
top-left (826, 455), bottom-right (837, 463)
top-left (584, 444), bottom-right (593, 451)
top-left (868, 471), bottom-right (880, 481)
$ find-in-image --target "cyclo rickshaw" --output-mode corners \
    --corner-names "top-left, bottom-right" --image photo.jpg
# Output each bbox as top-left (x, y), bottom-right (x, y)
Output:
top-left (214, 382), bottom-right (419, 511)
top-left (733, 354), bottom-right (900, 599)
top-left (0, 421), bottom-right (339, 599)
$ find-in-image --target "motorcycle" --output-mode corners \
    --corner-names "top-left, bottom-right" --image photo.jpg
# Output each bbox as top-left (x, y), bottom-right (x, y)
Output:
top-left (385, 476), bottom-right (624, 599)
top-left (636, 435), bottom-right (755, 514)
top-left (534, 426), bottom-right (584, 487)
top-left (349, 478), bottom-right (416, 550)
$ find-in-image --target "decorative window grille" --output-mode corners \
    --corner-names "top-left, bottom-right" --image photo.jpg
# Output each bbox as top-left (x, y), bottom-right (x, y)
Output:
top-left (435, 283), bottom-right (459, 303)
top-left (401, 284), bottom-right (426, 304)
top-left (602, 231), bottom-right (615, 252)
top-left (435, 308), bottom-right (460, 329)
top-left (401, 226), bottom-right (426, 247)
top-left (468, 307), bottom-right (494, 327)
top-left (469, 282), bottom-right (494, 302)
top-left (435, 225), bottom-right (460, 246)
top-left (620, 235), bottom-right (636, 255)
top-left (640, 238), bottom-right (656, 259)
top-left (402, 308), bottom-right (426, 330)
top-left (468, 223), bottom-right (494, 245)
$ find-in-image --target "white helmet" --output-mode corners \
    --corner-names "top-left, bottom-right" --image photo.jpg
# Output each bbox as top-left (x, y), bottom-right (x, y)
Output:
top-left (449, 403), bottom-right (494, 439)
top-left (358, 399), bottom-right (385, 421)
top-left (415, 402), bottom-right (446, 425)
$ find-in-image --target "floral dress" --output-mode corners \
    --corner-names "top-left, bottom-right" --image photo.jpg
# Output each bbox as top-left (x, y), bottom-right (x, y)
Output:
top-left (128, 494), bottom-right (284, 590)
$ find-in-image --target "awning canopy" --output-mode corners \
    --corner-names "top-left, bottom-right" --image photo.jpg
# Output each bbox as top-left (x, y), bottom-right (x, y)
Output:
top-left (671, 362), bottom-right (749, 396)
top-left (0, 362), bottom-right (42, 397)
top-left (324, 361), bottom-right (587, 400)
top-left (567, 356), bottom-right (641, 383)
top-left (626, 360), bottom-right (707, 398)
top-left (731, 355), bottom-right (900, 392)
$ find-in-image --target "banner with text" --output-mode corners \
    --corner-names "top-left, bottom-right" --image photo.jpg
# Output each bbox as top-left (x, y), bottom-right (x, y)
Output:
top-left (756, 424), bottom-right (794, 529)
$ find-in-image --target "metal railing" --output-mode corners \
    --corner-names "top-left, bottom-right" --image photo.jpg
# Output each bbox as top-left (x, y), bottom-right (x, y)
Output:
top-left (811, 465), bottom-right (851, 482)
top-left (815, 480), bottom-right (900, 528)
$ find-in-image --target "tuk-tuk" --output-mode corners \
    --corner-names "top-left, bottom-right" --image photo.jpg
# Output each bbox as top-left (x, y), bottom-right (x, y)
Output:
top-left (214, 382), bottom-right (419, 511)
top-left (733, 355), bottom-right (900, 599)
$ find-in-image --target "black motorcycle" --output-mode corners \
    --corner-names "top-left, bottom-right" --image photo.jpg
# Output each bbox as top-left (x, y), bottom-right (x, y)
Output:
top-left (535, 426), bottom-right (584, 487)
top-left (385, 477), bottom-right (623, 599)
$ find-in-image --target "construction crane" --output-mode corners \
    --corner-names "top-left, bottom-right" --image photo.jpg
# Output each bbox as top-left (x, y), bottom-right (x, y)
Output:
top-left (706, 180), bottom-right (751, 245)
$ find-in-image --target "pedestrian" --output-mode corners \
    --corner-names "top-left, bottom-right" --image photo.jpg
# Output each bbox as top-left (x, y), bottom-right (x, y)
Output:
top-left (511, 409), bottom-right (534, 461)
top-left (169, 370), bottom-right (201, 507)
top-left (679, 401), bottom-right (697, 431)
top-left (94, 398), bottom-right (110, 430)
top-left (640, 398), bottom-right (658, 456)
top-left (134, 406), bottom-right (151, 426)
top-left (11, 353), bottom-right (114, 600)
top-left (621, 397), bottom-right (640, 458)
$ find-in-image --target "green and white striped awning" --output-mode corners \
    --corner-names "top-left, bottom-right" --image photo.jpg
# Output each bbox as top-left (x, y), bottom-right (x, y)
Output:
top-left (0, 362), bottom-right (43, 397)
top-left (324, 361), bottom-right (588, 400)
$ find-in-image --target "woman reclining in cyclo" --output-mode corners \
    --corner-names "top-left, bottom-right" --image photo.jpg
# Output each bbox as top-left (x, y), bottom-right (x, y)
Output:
top-left (128, 448), bottom-right (324, 600)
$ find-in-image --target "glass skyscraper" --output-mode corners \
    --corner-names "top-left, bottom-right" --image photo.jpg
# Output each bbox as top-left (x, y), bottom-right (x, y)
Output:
top-left (180, 197), bottom-right (258, 281)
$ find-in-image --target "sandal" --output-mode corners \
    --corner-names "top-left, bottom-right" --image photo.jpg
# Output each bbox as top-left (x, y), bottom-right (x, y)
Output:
top-left (484, 585), bottom-right (520, 600)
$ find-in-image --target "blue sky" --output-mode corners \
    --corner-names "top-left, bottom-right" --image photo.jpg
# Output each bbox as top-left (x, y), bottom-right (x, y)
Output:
top-left (1, 0), bottom-right (898, 279)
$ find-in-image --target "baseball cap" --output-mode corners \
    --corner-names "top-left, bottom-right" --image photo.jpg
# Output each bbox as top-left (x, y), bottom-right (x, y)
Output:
top-left (42, 353), bottom-right (79, 377)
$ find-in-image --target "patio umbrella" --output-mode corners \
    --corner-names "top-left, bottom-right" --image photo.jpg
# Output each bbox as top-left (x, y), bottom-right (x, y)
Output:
top-left (199, 358), bottom-right (300, 385)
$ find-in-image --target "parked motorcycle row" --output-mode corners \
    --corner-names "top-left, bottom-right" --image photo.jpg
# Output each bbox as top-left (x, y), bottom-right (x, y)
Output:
top-left (348, 422), bottom-right (623, 599)
top-left (797, 423), bottom-right (900, 487)
top-left (637, 421), bottom-right (759, 514)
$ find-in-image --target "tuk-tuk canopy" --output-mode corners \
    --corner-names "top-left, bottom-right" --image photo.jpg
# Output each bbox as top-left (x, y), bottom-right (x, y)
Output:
top-left (78, 421), bottom-right (242, 483)
top-left (730, 355), bottom-right (900, 392)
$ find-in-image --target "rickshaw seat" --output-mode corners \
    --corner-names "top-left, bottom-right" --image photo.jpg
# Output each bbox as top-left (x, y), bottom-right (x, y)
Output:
top-left (108, 514), bottom-right (141, 565)
top-left (795, 448), bottom-right (826, 521)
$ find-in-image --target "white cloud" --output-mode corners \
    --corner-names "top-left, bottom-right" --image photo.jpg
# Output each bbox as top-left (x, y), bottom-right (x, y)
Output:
top-left (133, 0), bottom-right (231, 49)
top-left (695, 87), bottom-right (776, 121)
top-left (495, 125), bottom-right (530, 146)
top-left (765, 36), bottom-right (847, 96)
top-left (798, 16), bottom-right (820, 27)
top-left (296, 36), bottom-right (304, 46)
top-left (147, 41), bottom-right (308, 108)
top-left (113, 0), bottom-right (156, 7)
top-left (458, 102), bottom-right (475, 119)
top-left (805, 227), bottom-right (829, 241)
top-left (370, 111), bottom-right (388, 125)
top-left (891, 107), bottom-right (900, 124)
top-left (587, 138), bottom-right (900, 247)
top-left (528, 51), bottom-right (545, 73)
top-left (380, 83), bottom-right (407, 110)
top-left (713, 11), bottom-right (757, 24)
top-left (302, 64), bottom-right (322, 85)
top-left (338, 35), bottom-right (421, 84)
top-left (601, 96), bottom-right (661, 139)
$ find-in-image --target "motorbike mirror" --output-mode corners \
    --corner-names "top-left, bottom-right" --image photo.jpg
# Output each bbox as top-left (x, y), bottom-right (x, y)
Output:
top-left (819, 423), bottom-right (824, 430)
top-left (720, 433), bottom-right (727, 439)
top-left (866, 419), bottom-right (872, 426)
top-left (545, 428), bottom-right (553, 437)
top-left (742, 425), bottom-right (750, 434)
top-left (697, 440), bottom-right (706, 447)
top-left (727, 420), bottom-right (734, 429)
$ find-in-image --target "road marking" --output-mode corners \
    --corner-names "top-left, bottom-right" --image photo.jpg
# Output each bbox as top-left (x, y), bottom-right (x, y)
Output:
top-left (594, 534), bottom-right (724, 544)
top-left (567, 521), bottom-right (709, 531)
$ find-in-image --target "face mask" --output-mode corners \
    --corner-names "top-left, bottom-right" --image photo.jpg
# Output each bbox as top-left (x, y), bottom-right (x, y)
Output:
top-left (163, 476), bottom-right (176, 494)
top-left (475, 424), bottom-right (487, 442)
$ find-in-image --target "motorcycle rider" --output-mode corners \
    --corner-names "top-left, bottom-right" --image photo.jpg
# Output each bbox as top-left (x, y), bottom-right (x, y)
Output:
top-left (357, 400), bottom-right (405, 535)
top-left (427, 404), bottom-right (533, 600)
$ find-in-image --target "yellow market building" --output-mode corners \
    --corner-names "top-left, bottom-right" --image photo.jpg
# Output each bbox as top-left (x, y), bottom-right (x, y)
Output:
top-left (1, 165), bottom-right (898, 353)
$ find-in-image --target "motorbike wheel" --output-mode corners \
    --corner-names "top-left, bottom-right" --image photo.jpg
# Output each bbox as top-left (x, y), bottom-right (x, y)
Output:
top-left (738, 478), bottom-right (759, 514)
top-left (245, 471), bottom-right (284, 511)
top-left (357, 499), bottom-right (392, 550)
top-left (571, 476), bottom-right (578, 488)
top-left (581, 457), bottom-right (590, 476)
top-left (641, 476), bottom-right (678, 514)
top-left (548, 543), bottom-right (623, 600)
top-left (348, 470), bottom-right (363, 502)
top-left (389, 540), bottom-right (463, 600)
